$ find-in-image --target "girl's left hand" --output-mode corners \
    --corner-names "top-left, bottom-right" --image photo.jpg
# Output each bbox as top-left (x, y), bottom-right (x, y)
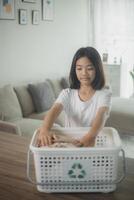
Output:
top-left (73, 133), bottom-right (96, 147)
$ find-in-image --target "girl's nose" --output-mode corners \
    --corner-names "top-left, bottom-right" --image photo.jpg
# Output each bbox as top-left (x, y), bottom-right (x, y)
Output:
top-left (82, 68), bottom-right (87, 75)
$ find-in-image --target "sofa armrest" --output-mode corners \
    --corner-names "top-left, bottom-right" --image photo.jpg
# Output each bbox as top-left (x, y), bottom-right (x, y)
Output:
top-left (0, 120), bottom-right (21, 135)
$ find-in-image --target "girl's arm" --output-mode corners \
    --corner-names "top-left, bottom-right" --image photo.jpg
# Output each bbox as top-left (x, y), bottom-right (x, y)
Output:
top-left (37, 103), bottom-right (63, 146)
top-left (76, 107), bottom-right (109, 147)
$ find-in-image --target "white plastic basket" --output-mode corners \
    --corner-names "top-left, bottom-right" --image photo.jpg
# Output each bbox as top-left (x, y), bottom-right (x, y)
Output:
top-left (27, 127), bottom-right (126, 193)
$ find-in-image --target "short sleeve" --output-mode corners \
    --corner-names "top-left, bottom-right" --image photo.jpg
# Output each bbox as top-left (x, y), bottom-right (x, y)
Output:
top-left (54, 88), bottom-right (70, 110)
top-left (98, 89), bottom-right (112, 109)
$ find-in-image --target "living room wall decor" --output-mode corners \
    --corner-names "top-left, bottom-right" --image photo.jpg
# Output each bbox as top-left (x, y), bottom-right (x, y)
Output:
top-left (32, 10), bottom-right (39, 25)
top-left (22, 0), bottom-right (36, 3)
top-left (19, 9), bottom-right (27, 25)
top-left (0, 0), bottom-right (15, 19)
top-left (42, 0), bottom-right (54, 21)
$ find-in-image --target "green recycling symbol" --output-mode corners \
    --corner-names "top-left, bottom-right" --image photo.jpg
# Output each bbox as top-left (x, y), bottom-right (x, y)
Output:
top-left (68, 163), bottom-right (86, 179)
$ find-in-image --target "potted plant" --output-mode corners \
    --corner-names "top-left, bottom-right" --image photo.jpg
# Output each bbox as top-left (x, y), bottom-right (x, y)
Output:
top-left (130, 67), bottom-right (134, 97)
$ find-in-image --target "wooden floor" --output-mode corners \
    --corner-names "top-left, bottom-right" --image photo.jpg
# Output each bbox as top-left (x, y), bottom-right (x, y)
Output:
top-left (0, 132), bottom-right (134, 200)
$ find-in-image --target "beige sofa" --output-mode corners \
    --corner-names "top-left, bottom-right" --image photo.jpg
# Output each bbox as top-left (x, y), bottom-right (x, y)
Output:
top-left (106, 97), bottom-right (134, 136)
top-left (0, 79), bottom-right (134, 137)
top-left (0, 78), bottom-right (68, 137)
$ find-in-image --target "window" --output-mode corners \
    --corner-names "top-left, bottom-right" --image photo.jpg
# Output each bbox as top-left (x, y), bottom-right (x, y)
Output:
top-left (89, 0), bottom-right (134, 97)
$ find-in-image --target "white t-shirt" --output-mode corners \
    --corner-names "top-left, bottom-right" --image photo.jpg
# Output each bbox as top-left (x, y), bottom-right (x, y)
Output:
top-left (55, 88), bottom-right (112, 127)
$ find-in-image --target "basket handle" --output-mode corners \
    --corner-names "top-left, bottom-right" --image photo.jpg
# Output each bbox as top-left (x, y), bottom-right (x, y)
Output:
top-left (27, 148), bottom-right (126, 186)
top-left (27, 149), bottom-right (44, 186)
top-left (114, 148), bottom-right (126, 184)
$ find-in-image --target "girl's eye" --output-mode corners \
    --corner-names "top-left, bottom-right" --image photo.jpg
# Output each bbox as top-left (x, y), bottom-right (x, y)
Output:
top-left (87, 67), bottom-right (94, 71)
top-left (76, 68), bottom-right (82, 70)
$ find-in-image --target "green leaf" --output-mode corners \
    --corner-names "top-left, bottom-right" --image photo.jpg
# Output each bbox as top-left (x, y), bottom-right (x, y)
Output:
top-left (130, 71), bottom-right (134, 80)
top-left (72, 164), bottom-right (77, 169)
top-left (68, 170), bottom-right (74, 175)
top-left (77, 163), bottom-right (82, 169)
top-left (78, 174), bottom-right (84, 178)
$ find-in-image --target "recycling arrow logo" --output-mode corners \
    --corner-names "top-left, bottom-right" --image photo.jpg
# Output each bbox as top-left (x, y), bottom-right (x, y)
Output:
top-left (68, 163), bottom-right (86, 179)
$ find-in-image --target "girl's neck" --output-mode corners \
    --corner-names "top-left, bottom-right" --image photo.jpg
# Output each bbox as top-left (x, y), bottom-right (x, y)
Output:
top-left (79, 85), bottom-right (94, 94)
top-left (78, 86), bottom-right (95, 101)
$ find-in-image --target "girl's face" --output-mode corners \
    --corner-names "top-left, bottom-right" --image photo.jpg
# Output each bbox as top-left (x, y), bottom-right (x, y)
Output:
top-left (75, 56), bottom-right (96, 86)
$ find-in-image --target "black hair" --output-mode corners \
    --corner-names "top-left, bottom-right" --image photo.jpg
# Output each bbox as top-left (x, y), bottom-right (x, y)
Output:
top-left (69, 47), bottom-right (105, 90)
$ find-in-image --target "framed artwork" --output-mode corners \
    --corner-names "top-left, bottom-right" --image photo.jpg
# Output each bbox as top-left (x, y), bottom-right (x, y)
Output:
top-left (102, 53), bottom-right (108, 63)
top-left (0, 0), bottom-right (15, 19)
top-left (19, 9), bottom-right (27, 25)
top-left (22, 0), bottom-right (36, 3)
top-left (42, 0), bottom-right (54, 21)
top-left (32, 10), bottom-right (39, 25)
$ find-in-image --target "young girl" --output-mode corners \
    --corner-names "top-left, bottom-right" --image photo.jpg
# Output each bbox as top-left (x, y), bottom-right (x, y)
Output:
top-left (37, 47), bottom-right (112, 147)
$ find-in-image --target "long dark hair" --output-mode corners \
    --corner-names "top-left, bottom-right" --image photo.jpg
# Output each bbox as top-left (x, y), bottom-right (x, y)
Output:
top-left (69, 47), bottom-right (105, 90)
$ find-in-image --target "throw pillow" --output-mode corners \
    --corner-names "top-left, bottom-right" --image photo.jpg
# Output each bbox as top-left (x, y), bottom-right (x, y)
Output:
top-left (28, 81), bottom-right (55, 113)
top-left (60, 77), bottom-right (69, 89)
top-left (46, 78), bottom-right (62, 98)
top-left (0, 85), bottom-right (22, 121)
top-left (14, 85), bottom-right (35, 117)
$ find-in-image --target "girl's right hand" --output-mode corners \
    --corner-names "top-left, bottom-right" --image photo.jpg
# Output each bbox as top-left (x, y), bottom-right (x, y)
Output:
top-left (36, 127), bottom-right (56, 147)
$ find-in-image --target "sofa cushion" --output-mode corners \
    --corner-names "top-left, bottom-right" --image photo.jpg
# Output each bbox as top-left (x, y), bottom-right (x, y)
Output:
top-left (14, 85), bottom-right (35, 117)
top-left (106, 97), bottom-right (134, 135)
top-left (60, 77), bottom-right (69, 89)
top-left (28, 111), bottom-right (48, 120)
top-left (28, 81), bottom-right (55, 113)
top-left (12, 118), bottom-right (43, 137)
top-left (46, 78), bottom-right (62, 98)
top-left (0, 85), bottom-right (22, 121)
top-left (0, 112), bottom-right (4, 120)
top-left (13, 118), bottom-right (61, 137)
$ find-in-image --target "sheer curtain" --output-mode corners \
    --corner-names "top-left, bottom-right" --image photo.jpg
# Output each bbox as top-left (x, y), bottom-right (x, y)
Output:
top-left (89, 0), bottom-right (134, 97)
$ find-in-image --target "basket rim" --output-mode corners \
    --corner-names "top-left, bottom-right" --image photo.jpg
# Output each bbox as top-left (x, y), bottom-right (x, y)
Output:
top-left (29, 127), bottom-right (122, 152)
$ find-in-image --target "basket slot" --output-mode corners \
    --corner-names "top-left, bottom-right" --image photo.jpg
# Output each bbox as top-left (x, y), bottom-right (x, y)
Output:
top-left (39, 183), bottom-right (115, 193)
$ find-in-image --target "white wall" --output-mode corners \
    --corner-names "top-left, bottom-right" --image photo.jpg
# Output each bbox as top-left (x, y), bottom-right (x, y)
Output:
top-left (0, 0), bottom-right (88, 86)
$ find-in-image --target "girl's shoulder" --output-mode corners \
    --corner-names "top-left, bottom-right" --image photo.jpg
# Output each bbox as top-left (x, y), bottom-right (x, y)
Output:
top-left (59, 88), bottom-right (77, 98)
top-left (61, 88), bottom-right (77, 94)
top-left (97, 86), bottom-right (112, 96)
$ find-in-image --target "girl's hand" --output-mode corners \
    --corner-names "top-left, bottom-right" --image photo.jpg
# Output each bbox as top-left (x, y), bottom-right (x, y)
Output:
top-left (36, 127), bottom-right (57, 147)
top-left (73, 133), bottom-right (96, 147)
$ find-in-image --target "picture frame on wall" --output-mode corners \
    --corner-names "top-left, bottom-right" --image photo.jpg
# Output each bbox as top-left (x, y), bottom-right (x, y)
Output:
top-left (19, 9), bottom-right (27, 25)
top-left (0, 0), bottom-right (15, 20)
top-left (32, 10), bottom-right (39, 25)
top-left (102, 53), bottom-right (108, 63)
top-left (22, 0), bottom-right (36, 3)
top-left (42, 0), bottom-right (54, 21)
